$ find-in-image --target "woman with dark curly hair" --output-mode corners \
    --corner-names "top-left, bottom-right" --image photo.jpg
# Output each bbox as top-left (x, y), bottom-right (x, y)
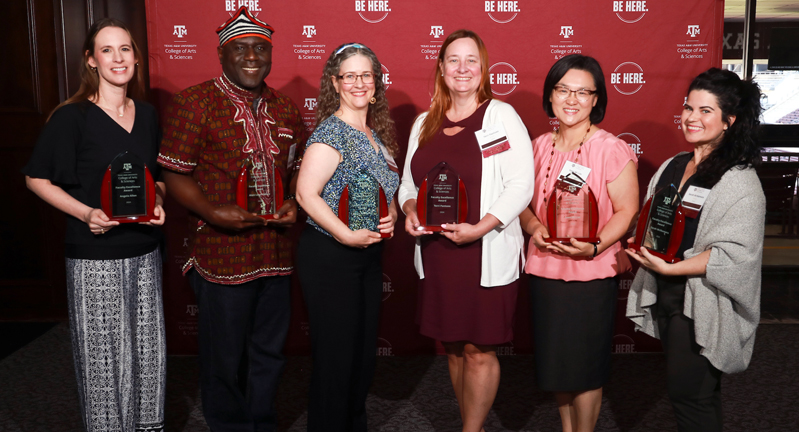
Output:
top-left (296, 42), bottom-right (399, 432)
top-left (626, 68), bottom-right (765, 432)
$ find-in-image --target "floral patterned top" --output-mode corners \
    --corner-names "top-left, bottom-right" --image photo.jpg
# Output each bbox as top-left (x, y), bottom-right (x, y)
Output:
top-left (305, 115), bottom-right (399, 236)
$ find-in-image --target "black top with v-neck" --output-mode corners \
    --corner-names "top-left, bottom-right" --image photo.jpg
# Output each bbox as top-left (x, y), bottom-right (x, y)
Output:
top-left (23, 100), bottom-right (163, 259)
top-left (654, 152), bottom-right (703, 318)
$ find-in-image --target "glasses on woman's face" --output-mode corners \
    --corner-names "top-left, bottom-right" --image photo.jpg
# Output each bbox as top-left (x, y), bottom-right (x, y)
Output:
top-left (337, 72), bottom-right (375, 85)
top-left (553, 85), bottom-right (596, 103)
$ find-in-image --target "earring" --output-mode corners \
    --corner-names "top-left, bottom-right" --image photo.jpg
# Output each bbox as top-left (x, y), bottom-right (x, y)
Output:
top-left (369, 97), bottom-right (376, 105)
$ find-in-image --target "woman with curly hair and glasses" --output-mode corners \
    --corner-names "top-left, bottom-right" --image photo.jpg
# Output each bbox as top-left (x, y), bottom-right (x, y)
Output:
top-left (296, 42), bottom-right (399, 432)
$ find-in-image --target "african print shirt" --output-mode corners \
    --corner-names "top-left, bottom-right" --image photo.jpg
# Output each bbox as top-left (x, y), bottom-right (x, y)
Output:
top-left (158, 75), bottom-right (308, 284)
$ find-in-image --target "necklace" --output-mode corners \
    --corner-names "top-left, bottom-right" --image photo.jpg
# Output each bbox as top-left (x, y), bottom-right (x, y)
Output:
top-left (541, 123), bottom-right (591, 203)
top-left (98, 100), bottom-right (127, 117)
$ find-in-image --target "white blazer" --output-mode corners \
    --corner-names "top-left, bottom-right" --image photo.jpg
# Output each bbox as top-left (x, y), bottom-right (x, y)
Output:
top-left (398, 99), bottom-right (535, 287)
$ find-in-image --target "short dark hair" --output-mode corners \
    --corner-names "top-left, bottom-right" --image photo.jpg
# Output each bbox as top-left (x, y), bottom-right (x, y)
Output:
top-left (542, 54), bottom-right (607, 124)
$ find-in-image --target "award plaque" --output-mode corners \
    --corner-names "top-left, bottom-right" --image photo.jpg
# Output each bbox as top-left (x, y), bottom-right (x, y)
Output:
top-left (337, 172), bottom-right (390, 238)
top-left (236, 159), bottom-right (284, 220)
top-left (544, 174), bottom-right (600, 243)
top-left (629, 185), bottom-right (686, 263)
top-left (415, 162), bottom-right (468, 232)
top-left (100, 151), bottom-right (157, 223)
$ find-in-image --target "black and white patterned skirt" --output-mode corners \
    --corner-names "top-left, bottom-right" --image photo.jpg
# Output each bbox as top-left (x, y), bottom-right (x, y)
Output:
top-left (66, 248), bottom-right (166, 432)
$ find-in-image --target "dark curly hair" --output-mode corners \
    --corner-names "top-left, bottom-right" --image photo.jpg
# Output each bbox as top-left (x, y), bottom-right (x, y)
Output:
top-left (316, 42), bottom-right (397, 156)
top-left (687, 68), bottom-right (762, 188)
top-left (542, 54), bottom-right (607, 124)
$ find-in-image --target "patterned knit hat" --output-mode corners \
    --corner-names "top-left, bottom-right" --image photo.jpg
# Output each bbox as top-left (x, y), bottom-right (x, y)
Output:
top-left (216, 7), bottom-right (274, 46)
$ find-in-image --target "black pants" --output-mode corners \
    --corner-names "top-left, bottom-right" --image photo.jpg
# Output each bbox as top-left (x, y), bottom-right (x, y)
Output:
top-left (189, 270), bottom-right (290, 432)
top-left (658, 313), bottom-right (723, 432)
top-left (297, 227), bottom-right (384, 432)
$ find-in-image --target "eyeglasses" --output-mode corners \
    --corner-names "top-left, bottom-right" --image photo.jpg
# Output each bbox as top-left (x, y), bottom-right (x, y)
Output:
top-left (553, 85), bottom-right (596, 102)
top-left (337, 73), bottom-right (375, 85)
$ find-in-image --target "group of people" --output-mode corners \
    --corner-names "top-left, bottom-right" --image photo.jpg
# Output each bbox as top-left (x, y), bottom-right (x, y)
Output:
top-left (23, 7), bottom-right (765, 432)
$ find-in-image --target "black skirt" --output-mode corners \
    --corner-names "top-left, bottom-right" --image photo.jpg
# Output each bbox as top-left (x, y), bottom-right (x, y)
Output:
top-left (530, 276), bottom-right (618, 392)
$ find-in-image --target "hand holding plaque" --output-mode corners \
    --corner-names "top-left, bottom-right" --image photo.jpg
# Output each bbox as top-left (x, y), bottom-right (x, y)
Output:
top-left (629, 184), bottom-right (686, 263)
top-left (338, 172), bottom-right (389, 238)
top-left (544, 162), bottom-right (599, 243)
top-left (415, 162), bottom-right (468, 232)
top-left (100, 152), bottom-right (157, 223)
top-left (236, 158), bottom-right (284, 220)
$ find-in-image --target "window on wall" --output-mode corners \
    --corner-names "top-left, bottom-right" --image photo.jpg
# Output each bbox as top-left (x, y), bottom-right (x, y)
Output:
top-left (723, 0), bottom-right (799, 125)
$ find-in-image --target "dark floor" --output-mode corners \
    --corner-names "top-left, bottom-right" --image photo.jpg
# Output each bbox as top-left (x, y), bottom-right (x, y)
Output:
top-left (1, 269), bottom-right (797, 431)
top-left (1, 324), bottom-right (798, 431)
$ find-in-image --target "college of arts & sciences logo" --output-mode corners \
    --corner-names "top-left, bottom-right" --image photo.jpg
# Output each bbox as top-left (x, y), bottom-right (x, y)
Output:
top-left (484, 1), bottom-right (521, 24)
top-left (612, 334), bottom-right (636, 353)
top-left (613, 0), bottom-right (648, 24)
top-left (376, 337), bottom-right (393, 356)
top-left (302, 98), bottom-right (316, 132)
top-left (224, 0), bottom-right (261, 15)
top-left (173, 25), bottom-right (187, 38)
top-left (489, 62), bottom-right (519, 96)
top-left (677, 25), bottom-right (708, 60)
top-left (421, 26), bottom-right (445, 61)
top-left (551, 25), bottom-right (583, 60)
top-left (617, 132), bottom-right (643, 157)
top-left (355, 0), bottom-right (391, 23)
top-left (293, 25), bottom-right (326, 61)
top-left (382, 273), bottom-right (395, 301)
top-left (610, 62), bottom-right (645, 95)
top-left (164, 23), bottom-right (196, 60)
top-left (180, 304), bottom-right (199, 336)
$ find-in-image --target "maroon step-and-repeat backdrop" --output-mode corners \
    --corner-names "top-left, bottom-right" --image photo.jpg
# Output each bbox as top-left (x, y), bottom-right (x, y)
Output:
top-left (145, 0), bottom-right (724, 356)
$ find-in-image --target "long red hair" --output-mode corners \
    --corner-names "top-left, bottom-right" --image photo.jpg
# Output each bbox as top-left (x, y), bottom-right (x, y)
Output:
top-left (417, 29), bottom-right (493, 148)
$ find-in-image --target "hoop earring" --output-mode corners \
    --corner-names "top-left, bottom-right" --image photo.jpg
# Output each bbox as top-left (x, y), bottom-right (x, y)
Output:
top-left (369, 97), bottom-right (376, 105)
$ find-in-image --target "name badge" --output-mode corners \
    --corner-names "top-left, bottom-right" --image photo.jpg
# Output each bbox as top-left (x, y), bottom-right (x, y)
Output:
top-left (475, 123), bottom-right (511, 158)
top-left (682, 185), bottom-right (710, 218)
top-left (287, 143), bottom-right (297, 169)
top-left (379, 144), bottom-right (399, 173)
top-left (556, 161), bottom-right (591, 191)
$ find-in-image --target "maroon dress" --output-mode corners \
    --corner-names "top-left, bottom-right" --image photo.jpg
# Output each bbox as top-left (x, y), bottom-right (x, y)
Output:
top-left (410, 102), bottom-right (519, 345)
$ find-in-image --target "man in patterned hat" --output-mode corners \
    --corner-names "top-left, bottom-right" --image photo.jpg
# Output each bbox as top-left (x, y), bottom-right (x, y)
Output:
top-left (157, 7), bottom-right (307, 431)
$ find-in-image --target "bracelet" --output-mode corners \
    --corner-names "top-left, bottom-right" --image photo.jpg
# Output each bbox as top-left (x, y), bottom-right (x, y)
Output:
top-left (284, 194), bottom-right (296, 201)
top-left (592, 243), bottom-right (598, 258)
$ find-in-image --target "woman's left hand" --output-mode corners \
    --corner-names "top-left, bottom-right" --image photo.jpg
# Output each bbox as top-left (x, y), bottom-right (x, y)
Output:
top-left (547, 238), bottom-right (595, 258)
top-left (139, 204), bottom-right (166, 226)
top-left (625, 246), bottom-right (671, 275)
top-left (377, 212), bottom-right (397, 238)
top-left (440, 222), bottom-right (482, 245)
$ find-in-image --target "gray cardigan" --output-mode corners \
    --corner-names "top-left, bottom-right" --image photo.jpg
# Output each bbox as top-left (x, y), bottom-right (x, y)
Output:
top-left (626, 153), bottom-right (765, 374)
